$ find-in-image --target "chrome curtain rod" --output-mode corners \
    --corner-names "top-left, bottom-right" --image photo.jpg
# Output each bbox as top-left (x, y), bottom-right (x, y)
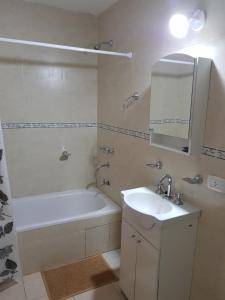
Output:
top-left (0, 37), bottom-right (132, 59)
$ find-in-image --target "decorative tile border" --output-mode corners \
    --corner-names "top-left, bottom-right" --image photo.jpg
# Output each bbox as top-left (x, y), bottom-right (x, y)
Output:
top-left (2, 122), bottom-right (225, 160)
top-left (2, 121), bottom-right (149, 140)
top-left (202, 147), bottom-right (225, 161)
top-left (98, 123), bottom-right (150, 140)
top-left (150, 119), bottom-right (189, 125)
top-left (99, 123), bottom-right (225, 160)
top-left (2, 122), bottom-right (97, 129)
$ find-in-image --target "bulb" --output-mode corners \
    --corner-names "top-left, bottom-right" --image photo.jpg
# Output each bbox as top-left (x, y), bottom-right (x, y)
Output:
top-left (169, 14), bottom-right (189, 38)
top-left (190, 9), bottom-right (206, 31)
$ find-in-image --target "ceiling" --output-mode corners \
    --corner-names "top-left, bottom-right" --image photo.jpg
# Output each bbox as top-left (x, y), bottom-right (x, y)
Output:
top-left (25, 0), bottom-right (119, 15)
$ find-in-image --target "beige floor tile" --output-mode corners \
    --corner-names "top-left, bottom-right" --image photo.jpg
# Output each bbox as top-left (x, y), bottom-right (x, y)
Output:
top-left (23, 272), bottom-right (48, 300)
top-left (102, 249), bottom-right (120, 271)
top-left (74, 284), bottom-right (125, 300)
top-left (33, 297), bottom-right (73, 300)
top-left (111, 281), bottom-right (121, 294)
top-left (0, 281), bottom-right (26, 300)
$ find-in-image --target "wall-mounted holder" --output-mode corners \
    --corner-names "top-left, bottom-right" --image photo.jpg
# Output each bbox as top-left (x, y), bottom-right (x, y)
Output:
top-left (123, 92), bottom-right (140, 109)
top-left (183, 175), bottom-right (203, 184)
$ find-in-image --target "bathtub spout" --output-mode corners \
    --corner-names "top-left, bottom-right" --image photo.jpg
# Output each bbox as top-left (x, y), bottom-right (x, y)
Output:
top-left (86, 182), bottom-right (96, 189)
top-left (95, 162), bottom-right (110, 177)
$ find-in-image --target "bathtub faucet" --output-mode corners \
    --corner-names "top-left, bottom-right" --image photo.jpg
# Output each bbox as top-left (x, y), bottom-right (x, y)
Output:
top-left (86, 182), bottom-right (97, 189)
top-left (95, 162), bottom-right (110, 176)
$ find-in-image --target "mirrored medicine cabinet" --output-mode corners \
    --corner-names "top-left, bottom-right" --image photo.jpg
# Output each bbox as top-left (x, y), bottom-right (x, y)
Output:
top-left (149, 53), bottom-right (211, 156)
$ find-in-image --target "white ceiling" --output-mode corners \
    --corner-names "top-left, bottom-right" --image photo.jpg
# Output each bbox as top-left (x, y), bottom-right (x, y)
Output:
top-left (25, 0), bottom-right (119, 15)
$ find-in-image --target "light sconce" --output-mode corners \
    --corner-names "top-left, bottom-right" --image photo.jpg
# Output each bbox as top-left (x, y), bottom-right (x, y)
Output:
top-left (169, 9), bottom-right (206, 38)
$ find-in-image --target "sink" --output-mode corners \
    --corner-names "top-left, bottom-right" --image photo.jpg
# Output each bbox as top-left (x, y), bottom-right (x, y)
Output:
top-left (121, 187), bottom-right (200, 226)
top-left (124, 192), bottom-right (172, 215)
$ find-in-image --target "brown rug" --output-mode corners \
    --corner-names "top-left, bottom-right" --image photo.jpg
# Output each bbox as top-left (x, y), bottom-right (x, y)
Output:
top-left (42, 255), bottom-right (118, 300)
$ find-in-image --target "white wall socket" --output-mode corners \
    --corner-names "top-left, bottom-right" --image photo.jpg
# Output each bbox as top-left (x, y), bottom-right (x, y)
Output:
top-left (207, 176), bottom-right (225, 193)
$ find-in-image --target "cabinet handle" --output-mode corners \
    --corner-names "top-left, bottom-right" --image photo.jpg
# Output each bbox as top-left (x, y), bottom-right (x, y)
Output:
top-left (137, 240), bottom-right (142, 244)
top-left (131, 234), bottom-right (136, 238)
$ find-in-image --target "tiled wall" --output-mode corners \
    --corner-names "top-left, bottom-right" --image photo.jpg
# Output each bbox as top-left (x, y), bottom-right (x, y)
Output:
top-left (0, 0), bottom-right (98, 197)
top-left (98, 1), bottom-right (225, 300)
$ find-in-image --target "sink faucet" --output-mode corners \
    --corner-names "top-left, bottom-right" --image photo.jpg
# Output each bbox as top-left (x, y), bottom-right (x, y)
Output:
top-left (158, 174), bottom-right (173, 199)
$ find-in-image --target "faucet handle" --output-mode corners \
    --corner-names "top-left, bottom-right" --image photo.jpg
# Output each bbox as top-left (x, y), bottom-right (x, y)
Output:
top-left (174, 192), bottom-right (184, 206)
top-left (145, 161), bottom-right (162, 169)
top-left (100, 179), bottom-right (110, 187)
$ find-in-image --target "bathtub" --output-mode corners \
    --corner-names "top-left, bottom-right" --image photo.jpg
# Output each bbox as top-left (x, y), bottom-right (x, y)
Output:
top-left (13, 188), bottom-right (120, 232)
top-left (13, 188), bottom-right (121, 275)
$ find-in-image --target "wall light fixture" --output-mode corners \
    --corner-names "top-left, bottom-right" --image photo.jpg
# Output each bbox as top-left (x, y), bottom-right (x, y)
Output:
top-left (169, 9), bottom-right (206, 38)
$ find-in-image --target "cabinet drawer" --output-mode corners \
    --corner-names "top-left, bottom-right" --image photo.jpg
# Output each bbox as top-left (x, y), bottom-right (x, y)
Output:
top-left (123, 205), bottom-right (161, 249)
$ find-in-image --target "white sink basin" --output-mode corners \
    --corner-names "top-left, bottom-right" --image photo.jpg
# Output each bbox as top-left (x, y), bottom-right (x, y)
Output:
top-left (124, 192), bottom-right (172, 215)
top-left (121, 187), bottom-right (200, 225)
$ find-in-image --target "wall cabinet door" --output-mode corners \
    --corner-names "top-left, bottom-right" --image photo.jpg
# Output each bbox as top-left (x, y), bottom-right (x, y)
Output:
top-left (120, 221), bottom-right (137, 300)
top-left (135, 237), bottom-right (159, 300)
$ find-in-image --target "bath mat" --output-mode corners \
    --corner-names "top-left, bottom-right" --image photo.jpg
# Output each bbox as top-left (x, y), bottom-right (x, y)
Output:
top-left (42, 255), bottom-right (118, 300)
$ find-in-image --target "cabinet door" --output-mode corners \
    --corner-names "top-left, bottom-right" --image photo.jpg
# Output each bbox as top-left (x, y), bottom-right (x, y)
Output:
top-left (135, 237), bottom-right (159, 300)
top-left (120, 221), bottom-right (137, 300)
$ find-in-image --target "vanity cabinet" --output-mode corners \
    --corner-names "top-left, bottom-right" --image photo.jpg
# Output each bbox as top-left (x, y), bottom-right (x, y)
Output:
top-left (120, 221), bottom-right (159, 300)
top-left (120, 221), bottom-right (137, 300)
top-left (120, 215), bottom-right (199, 300)
top-left (134, 228), bottom-right (159, 300)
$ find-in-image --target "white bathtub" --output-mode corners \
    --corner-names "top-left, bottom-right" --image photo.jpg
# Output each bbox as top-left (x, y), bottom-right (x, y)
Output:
top-left (13, 188), bottom-right (120, 232)
top-left (13, 188), bottom-right (122, 275)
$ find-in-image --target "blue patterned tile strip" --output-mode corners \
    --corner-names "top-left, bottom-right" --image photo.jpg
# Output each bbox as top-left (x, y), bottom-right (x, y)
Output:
top-left (2, 122), bottom-right (225, 160)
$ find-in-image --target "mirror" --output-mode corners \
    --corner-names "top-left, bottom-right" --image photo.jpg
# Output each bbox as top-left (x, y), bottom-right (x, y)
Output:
top-left (149, 54), bottom-right (195, 140)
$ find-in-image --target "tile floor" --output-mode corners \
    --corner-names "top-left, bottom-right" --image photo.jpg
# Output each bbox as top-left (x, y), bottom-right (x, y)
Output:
top-left (1, 250), bottom-right (126, 300)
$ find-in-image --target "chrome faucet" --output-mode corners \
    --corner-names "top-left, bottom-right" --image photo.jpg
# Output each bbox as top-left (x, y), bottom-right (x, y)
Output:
top-left (95, 162), bottom-right (110, 172)
top-left (86, 182), bottom-right (96, 189)
top-left (95, 162), bottom-right (110, 176)
top-left (158, 174), bottom-right (173, 199)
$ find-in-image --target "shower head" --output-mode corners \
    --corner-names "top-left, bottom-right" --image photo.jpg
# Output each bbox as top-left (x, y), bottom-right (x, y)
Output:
top-left (93, 40), bottom-right (113, 50)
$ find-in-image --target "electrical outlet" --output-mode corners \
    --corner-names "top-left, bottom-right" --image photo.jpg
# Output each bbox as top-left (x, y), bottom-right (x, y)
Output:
top-left (207, 176), bottom-right (225, 193)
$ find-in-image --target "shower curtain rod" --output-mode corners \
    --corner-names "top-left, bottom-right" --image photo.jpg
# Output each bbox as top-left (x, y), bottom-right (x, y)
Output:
top-left (0, 37), bottom-right (132, 58)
